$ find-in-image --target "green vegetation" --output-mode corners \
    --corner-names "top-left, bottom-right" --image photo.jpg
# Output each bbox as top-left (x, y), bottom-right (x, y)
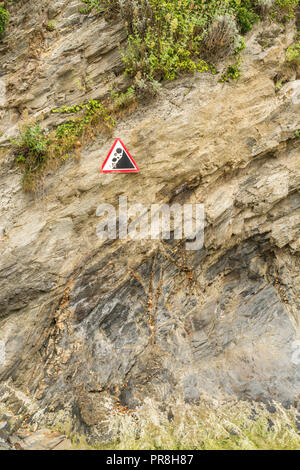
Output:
top-left (89, 399), bottom-right (300, 450)
top-left (12, 89), bottom-right (139, 191)
top-left (286, 41), bottom-right (300, 63)
top-left (46, 21), bottom-right (56, 32)
top-left (12, 0), bottom-right (300, 191)
top-left (231, 0), bottom-right (260, 33)
top-left (274, 0), bottom-right (299, 20)
top-left (12, 123), bottom-right (49, 169)
top-left (12, 100), bottom-right (115, 191)
top-left (109, 86), bottom-right (137, 110)
top-left (81, 0), bottom-right (299, 88)
top-left (120, 0), bottom-right (214, 83)
top-left (52, 98), bottom-right (115, 138)
top-left (220, 37), bottom-right (246, 81)
top-left (108, 0), bottom-right (245, 85)
top-left (0, 5), bottom-right (9, 38)
top-left (221, 63), bottom-right (242, 81)
top-left (80, 0), bottom-right (103, 14)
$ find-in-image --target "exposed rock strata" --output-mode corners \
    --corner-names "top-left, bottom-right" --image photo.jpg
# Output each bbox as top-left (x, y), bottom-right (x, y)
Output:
top-left (0, 1), bottom-right (299, 443)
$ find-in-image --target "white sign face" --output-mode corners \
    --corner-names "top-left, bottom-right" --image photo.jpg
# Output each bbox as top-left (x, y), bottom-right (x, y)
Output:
top-left (101, 138), bottom-right (139, 173)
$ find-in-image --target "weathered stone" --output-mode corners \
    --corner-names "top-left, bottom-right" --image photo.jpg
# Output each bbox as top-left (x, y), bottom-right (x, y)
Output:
top-left (0, 1), bottom-right (299, 447)
top-left (12, 429), bottom-right (67, 450)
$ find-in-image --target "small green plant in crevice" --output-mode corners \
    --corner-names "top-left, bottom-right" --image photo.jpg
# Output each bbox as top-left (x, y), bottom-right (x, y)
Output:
top-left (12, 123), bottom-right (49, 169)
top-left (52, 98), bottom-right (116, 138)
top-left (221, 63), bottom-right (242, 81)
top-left (45, 22), bottom-right (56, 32)
top-left (294, 129), bottom-right (300, 136)
top-left (275, 78), bottom-right (284, 89)
top-left (220, 37), bottom-right (245, 82)
top-left (286, 41), bottom-right (300, 63)
top-left (110, 85), bottom-right (136, 110)
top-left (0, 5), bottom-right (9, 39)
top-left (11, 122), bottom-right (50, 191)
top-left (79, 0), bottom-right (102, 14)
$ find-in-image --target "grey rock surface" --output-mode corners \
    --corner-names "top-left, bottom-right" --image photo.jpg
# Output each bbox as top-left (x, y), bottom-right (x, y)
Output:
top-left (0, 1), bottom-right (299, 444)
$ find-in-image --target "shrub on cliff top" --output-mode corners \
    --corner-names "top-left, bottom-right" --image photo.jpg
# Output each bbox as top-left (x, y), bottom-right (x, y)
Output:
top-left (81, 0), bottom-right (299, 88)
top-left (110, 0), bottom-right (242, 83)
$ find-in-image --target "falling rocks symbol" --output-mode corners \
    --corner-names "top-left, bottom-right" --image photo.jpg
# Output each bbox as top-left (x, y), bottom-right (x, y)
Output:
top-left (100, 138), bottom-right (139, 173)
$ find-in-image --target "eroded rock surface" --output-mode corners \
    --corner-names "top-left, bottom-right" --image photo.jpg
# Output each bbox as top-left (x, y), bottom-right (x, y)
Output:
top-left (0, 1), bottom-right (299, 443)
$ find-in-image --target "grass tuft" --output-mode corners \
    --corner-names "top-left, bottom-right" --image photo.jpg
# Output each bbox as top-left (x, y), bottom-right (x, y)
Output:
top-left (95, 398), bottom-right (300, 450)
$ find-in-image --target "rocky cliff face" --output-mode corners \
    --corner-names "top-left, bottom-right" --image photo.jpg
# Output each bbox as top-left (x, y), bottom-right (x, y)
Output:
top-left (0, 0), bottom-right (300, 446)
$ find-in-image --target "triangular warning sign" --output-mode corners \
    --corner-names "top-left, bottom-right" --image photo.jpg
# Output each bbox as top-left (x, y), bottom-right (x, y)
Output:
top-left (100, 138), bottom-right (139, 173)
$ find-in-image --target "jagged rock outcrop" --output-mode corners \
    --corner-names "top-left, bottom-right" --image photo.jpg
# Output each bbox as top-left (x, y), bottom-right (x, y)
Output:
top-left (0, 0), bottom-right (299, 444)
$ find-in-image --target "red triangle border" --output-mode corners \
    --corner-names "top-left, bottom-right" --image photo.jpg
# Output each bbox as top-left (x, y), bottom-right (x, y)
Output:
top-left (100, 138), bottom-right (139, 173)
